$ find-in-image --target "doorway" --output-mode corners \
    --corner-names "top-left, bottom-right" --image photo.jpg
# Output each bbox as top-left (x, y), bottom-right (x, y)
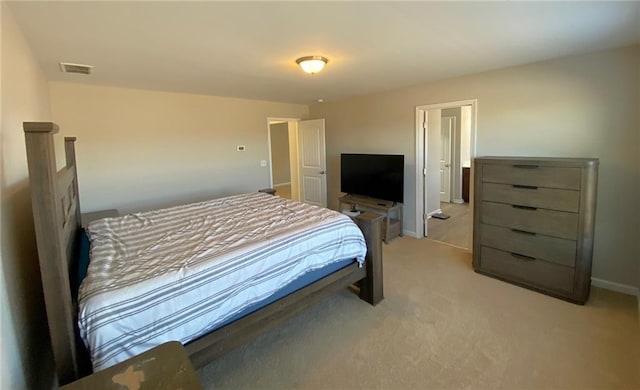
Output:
top-left (268, 119), bottom-right (300, 201)
top-left (267, 118), bottom-right (328, 207)
top-left (415, 100), bottom-right (477, 250)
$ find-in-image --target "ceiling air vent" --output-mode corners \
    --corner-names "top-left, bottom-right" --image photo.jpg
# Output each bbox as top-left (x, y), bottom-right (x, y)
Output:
top-left (59, 62), bottom-right (93, 75)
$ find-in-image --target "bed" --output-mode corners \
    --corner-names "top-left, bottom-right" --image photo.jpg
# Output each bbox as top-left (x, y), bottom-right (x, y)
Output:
top-left (23, 122), bottom-right (383, 386)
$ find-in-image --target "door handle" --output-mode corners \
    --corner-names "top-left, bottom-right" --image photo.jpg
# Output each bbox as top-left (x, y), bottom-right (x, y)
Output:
top-left (444, 164), bottom-right (450, 168)
top-left (511, 228), bottom-right (536, 236)
top-left (512, 204), bottom-right (537, 211)
top-left (513, 184), bottom-right (538, 190)
top-left (319, 171), bottom-right (326, 175)
top-left (511, 252), bottom-right (536, 261)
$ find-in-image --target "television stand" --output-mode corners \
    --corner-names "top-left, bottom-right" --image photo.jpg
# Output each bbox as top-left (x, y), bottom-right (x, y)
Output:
top-left (338, 194), bottom-right (403, 244)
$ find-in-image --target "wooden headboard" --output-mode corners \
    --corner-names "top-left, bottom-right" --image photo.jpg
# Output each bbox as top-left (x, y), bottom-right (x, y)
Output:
top-left (24, 122), bottom-right (85, 384)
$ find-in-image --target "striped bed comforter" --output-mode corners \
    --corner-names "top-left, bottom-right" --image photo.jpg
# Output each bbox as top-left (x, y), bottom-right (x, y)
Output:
top-left (80, 192), bottom-right (366, 370)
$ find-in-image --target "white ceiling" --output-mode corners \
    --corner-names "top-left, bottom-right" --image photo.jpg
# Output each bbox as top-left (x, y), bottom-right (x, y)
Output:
top-left (8, 1), bottom-right (640, 104)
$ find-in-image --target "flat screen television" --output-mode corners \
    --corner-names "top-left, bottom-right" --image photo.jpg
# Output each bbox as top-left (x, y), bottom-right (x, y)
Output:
top-left (341, 153), bottom-right (404, 203)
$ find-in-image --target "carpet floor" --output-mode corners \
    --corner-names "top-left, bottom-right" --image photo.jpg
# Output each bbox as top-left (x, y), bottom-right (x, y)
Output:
top-left (427, 202), bottom-right (472, 249)
top-left (197, 237), bottom-right (640, 389)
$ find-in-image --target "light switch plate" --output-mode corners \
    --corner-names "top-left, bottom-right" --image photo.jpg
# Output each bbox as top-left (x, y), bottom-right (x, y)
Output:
top-left (260, 160), bottom-right (267, 167)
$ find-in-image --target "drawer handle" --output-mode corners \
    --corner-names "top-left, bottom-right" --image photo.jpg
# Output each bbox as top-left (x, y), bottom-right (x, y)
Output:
top-left (513, 184), bottom-right (538, 190)
top-left (513, 164), bottom-right (539, 169)
top-left (512, 204), bottom-right (537, 211)
top-left (511, 228), bottom-right (536, 236)
top-left (511, 252), bottom-right (536, 261)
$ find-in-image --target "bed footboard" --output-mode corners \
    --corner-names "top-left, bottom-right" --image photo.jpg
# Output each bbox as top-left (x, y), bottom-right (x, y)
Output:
top-left (186, 211), bottom-right (383, 367)
top-left (354, 212), bottom-right (384, 305)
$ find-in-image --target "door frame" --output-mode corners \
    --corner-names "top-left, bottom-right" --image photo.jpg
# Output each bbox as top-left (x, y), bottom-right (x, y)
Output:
top-left (266, 117), bottom-right (300, 188)
top-left (414, 99), bottom-right (477, 245)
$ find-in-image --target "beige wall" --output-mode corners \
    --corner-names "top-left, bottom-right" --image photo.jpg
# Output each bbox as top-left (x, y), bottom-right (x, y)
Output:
top-left (460, 106), bottom-right (472, 168)
top-left (311, 44), bottom-right (640, 288)
top-left (269, 122), bottom-right (291, 185)
top-left (49, 83), bottom-right (308, 213)
top-left (1, 5), bottom-right (55, 389)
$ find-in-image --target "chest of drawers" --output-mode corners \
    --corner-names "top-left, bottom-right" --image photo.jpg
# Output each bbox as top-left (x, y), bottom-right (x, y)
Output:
top-left (472, 157), bottom-right (598, 304)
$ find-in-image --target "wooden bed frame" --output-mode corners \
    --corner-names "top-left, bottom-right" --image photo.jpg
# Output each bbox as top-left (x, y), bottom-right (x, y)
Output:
top-left (24, 122), bottom-right (384, 386)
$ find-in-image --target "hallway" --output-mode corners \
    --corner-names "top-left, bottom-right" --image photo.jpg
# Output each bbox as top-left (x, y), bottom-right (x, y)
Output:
top-left (426, 202), bottom-right (472, 249)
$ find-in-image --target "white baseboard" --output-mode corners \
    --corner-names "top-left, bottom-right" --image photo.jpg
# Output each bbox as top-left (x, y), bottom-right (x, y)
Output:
top-left (452, 198), bottom-right (464, 204)
top-left (591, 277), bottom-right (639, 296)
top-left (402, 230), bottom-right (418, 238)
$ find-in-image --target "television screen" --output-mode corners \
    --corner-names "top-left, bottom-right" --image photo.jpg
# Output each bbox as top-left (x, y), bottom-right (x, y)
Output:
top-left (341, 154), bottom-right (404, 203)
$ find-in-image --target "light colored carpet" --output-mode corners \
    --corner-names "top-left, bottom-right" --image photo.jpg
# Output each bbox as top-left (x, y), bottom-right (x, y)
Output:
top-left (427, 202), bottom-right (472, 249)
top-left (197, 237), bottom-right (640, 389)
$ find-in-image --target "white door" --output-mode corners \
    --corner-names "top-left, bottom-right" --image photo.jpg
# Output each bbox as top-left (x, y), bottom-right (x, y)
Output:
top-left (298, 119), bottom-right (327, 207)
top-left (440, 117), bottom-right (453, 203)
top-left (423, 109), bottom-right (442, 237)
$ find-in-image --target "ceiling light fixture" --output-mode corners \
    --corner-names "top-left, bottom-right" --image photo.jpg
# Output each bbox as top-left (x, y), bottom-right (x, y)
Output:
top-left (296, 56), bottom-right (328, 74)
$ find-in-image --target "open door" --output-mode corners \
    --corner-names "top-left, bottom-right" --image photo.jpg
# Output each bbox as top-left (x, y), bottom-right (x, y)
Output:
top-left (440, 116), bottom-right (453, 203)
top-left (424, 109), bottom-right (442, 236)
top-left (297, 119), bottom-right (327, 207)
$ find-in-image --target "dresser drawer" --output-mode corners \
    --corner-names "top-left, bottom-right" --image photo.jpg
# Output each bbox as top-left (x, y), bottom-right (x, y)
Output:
top-left (474, 157), bottom-right (598, 304)
top-left (482, 201), bottom-right (579, 240)
top-left (483, 164), bottom-right (581, 190)
top-left (479, 224), bottom-right (576, 267)
top-left (482, 183), bottom-right (579, 213)
top-left (479, 246), bottom-right (575, 294)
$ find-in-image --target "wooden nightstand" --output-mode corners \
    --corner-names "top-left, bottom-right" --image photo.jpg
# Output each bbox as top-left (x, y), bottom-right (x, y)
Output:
top-left (258, 188), bottom-right (276, 195)
top-left (60, 341), bottom-right (203, 390)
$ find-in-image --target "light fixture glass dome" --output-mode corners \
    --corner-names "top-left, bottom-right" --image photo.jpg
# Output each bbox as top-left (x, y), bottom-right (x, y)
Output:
top-left (296, 56), bottom-right (328, 74)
